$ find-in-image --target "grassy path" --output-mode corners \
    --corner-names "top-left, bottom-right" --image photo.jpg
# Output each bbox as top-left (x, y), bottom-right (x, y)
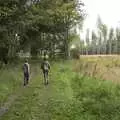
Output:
top-left (0, 64), bottom-right (39, 117)
top-left (1, 61), bottom-right (120, 120)
top-left (0, 62), bottom-right (74, 120)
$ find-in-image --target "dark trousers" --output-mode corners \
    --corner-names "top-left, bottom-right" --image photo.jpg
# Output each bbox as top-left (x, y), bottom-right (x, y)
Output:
top-left (43, 70), bottom-right (49, 85)
top-left (24, 73), bottom-right (29, 86)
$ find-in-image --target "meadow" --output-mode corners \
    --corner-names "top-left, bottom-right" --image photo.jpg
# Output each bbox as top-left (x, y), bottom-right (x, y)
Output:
top-left (0, 58), bottom-right (120, 120)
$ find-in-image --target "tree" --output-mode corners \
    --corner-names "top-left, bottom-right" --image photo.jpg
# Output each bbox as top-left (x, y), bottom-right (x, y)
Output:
top-left (0, 0), bottom-right (85, 61)
top-left (0, 0), bottom-right (28, 61)
top-left (97, 31), bottom-right (102, 54)
top-left (96, 16), bottom-right (108, 54)
top-left (85, 29), bottom-right (90, 54)
top-left (108, 28), bottom-right (114, 54)
top-left (91, 31), bottom-right (97, 54)
top-left (25, 0), bottom-right (85, 58)
top-left (116, 28), bottom-right (120, 54)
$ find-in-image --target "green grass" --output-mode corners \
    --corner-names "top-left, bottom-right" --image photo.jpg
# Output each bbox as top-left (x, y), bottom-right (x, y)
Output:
top-left (0, 65), bottom-right (22, 107)
top-left (1, 60), bottom-right (120, 120)
top-left (71, 74), bottom-right (120, 120)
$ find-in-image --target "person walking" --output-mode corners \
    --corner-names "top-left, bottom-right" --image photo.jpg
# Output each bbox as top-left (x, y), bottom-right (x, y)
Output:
top-left (41, 56), bottom-right (50, 85)
top-left (23, 59), bottom-right (30, 86)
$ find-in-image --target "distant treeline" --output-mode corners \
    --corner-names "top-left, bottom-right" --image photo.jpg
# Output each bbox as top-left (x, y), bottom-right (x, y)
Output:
top-left (80, 16), bottom-right (120, 55)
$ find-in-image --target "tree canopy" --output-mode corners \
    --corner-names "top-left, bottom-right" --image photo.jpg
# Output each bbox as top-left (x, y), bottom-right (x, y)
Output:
top-left (0, 0), bottom-right (85, 62)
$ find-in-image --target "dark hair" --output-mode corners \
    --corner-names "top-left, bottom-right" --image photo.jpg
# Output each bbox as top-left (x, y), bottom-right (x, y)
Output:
top-left (25, 59), bottom-right (28, 62)
top-left (44, 51), bottom-right (47, 56)
top-left (43, 57), bottom-right (47, 61)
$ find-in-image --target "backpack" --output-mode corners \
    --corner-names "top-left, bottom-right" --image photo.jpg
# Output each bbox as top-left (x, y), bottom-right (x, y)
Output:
top-left (41, 61), bottom-right (50, 71)
top-left (43, 62), bottom-right (49, 70)
top-left (24, 63), bottom-right (29, 73)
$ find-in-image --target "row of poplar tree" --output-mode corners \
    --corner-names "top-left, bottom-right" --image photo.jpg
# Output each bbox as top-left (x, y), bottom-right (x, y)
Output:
top-left (80, 16), bottom-right (120, 55)
top-left (0, 0), bottom-right (85, 63)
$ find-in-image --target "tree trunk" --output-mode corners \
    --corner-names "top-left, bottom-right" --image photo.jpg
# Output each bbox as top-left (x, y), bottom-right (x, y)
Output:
top-left (64, 27), bottom-right (70, 59)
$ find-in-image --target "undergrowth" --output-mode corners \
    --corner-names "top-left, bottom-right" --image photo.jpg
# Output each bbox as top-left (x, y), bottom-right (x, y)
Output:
top-left (0, 65), bottom-right (22, 107)
top-left (1, 60), bottom-right (120, 120)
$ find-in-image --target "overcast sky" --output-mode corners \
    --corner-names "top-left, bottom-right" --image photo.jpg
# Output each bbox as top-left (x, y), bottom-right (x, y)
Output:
top-left (81, 0), bottom-right (120, 38)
